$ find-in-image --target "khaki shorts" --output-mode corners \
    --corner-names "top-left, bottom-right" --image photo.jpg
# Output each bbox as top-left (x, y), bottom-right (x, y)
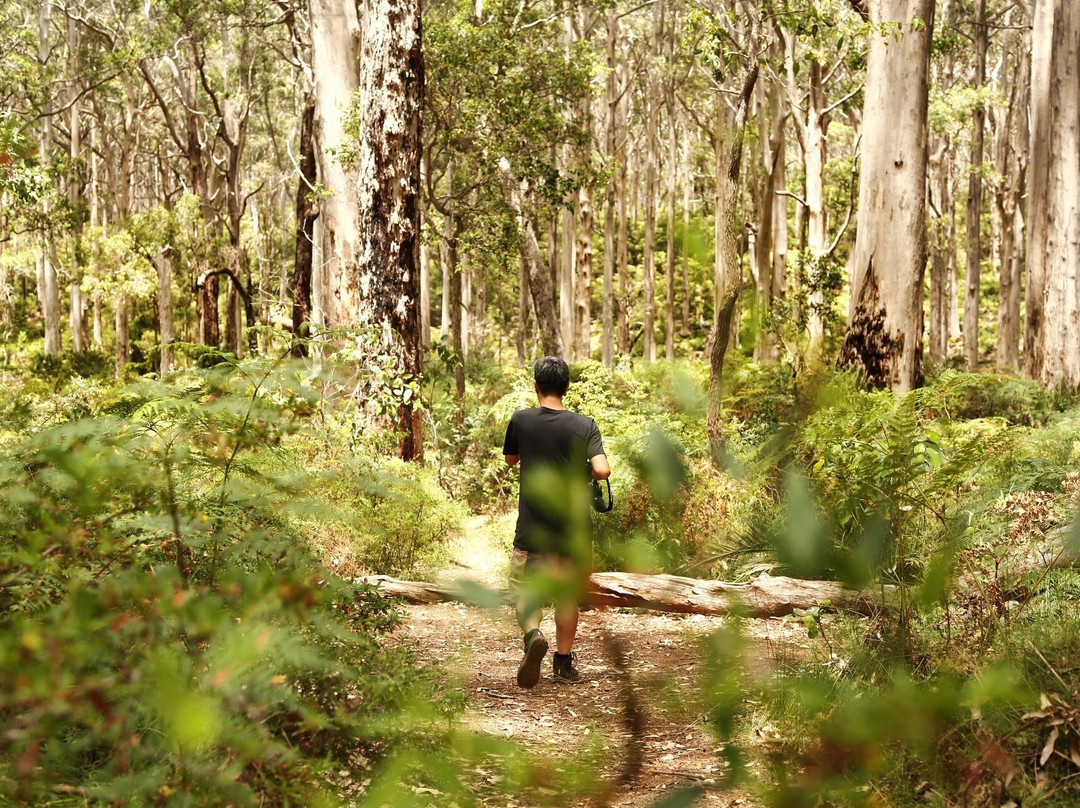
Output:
top-left (508, 548), bottom-right (587, 603)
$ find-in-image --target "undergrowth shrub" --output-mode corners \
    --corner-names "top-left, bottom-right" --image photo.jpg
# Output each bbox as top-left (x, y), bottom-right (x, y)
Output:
top-left (0, 357), bottom-right (456, 806)
top-left (921, 368), bottom-right (1066, 426)
top-left (300, 451), bottom-right (465, 578)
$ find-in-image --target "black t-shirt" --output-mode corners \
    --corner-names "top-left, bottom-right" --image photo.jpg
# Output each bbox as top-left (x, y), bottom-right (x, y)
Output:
top-left (503, 406), bottom-right (605, 554)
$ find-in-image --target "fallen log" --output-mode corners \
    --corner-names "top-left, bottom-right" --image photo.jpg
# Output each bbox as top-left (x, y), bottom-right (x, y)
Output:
top-left (357, 571), bottom-right (894, 618)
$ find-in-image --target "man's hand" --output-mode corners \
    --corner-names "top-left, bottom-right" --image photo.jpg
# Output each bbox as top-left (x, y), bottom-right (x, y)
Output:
top-left (590, 453), bottom-right (610, 480)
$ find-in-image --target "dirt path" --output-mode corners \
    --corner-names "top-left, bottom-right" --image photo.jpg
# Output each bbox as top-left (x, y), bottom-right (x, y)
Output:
top-left (391, 516), bottom-right (814, 807)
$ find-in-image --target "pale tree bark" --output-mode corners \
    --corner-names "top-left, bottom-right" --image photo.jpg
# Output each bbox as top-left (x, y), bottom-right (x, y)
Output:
top-left (360, 572), bottom-right (896, 617)
top-left (0, 213), bottom-right (9, 331)
top-left (346, 0), bottom-right (425, 460)
top-left (754, 65), bottom-right (787, 362)
top-left (602, 10), bottom-right (618, 368)
top-left (788, 49), bottom-right (829, 352)
top-left (995, 37), bottom-right (1028, 372)
top-left (156, 248), bottom-right (175, 374)
top-left (664, 9), bottom-right (680, 361)
top-left (517, 242), bottom-right (531, 362)
top-left (962, 0), bottom-right (988, 371)
top-left (561, 203), bottom-right (575, 356)
top-left (498, 160), bottom-right (565, 358)
top-left (310, 0), bottom-right (362, 335)
top-left (461, 263), bottom-right (471, 359)
top-left (440, 166), bottom-right (452, 340)
top-left (38, 0), bottom-right (62, 356)
top-left (574, 9), bottom-right (595, 362)
top-left (447, 226), bottom-right (464, 405)
top-left (927, 7), bottom-right (959, 369)
top-left (67, 14), bottom-right (87, 355)
top-left (928, 142), bottom-right (954, 365)
top-left (575, 186), bottom-right (593, 361)
top-left (642, 4), bottom-right (661, 362)
top-left (839, 0), bottom-right (935, 392)
top-left (89, 120), bottom-right (103, 348)
top-left (682, 157), bottom-right (693, 338)
top-left (560, 20), bottom-right (575, 359)
top-left (1024, 0), bottom-right (1080, 388)
top-left (711, 94), bottom-right (726, 347)
top-left (616, 47), bottom-right (631, 356)
top-left (420, 151), bottom-right (431, 350)
top-left (707, 10), bottom-right (761, 460)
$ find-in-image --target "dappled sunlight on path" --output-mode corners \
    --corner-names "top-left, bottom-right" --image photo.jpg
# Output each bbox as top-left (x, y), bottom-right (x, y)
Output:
top-left (391, 515), bottom-right (813, 806)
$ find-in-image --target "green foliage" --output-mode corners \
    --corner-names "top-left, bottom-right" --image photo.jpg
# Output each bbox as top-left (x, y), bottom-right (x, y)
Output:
top-left (0, 358), bottom-right (456, 806)
top-left (307, 453), bottom-right (466, 578)
top-left (921, 368), bottom-right (1065, 426)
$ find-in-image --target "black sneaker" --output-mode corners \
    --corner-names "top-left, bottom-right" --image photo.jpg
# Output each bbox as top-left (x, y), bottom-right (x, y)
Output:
top-left (516, 629), bottom-right (549, 688)
top-left (552, 651), bottom-right (580, 684)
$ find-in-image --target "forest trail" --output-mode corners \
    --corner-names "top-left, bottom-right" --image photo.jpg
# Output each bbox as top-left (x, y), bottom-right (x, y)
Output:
top-left (392, 514), bottom-right (813, 807)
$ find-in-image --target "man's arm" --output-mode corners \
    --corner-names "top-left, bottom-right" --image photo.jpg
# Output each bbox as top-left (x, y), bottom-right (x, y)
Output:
top-left (505, 454), bottom-right (520, 467)
top-left (590, 453), bottom-right (610, 480)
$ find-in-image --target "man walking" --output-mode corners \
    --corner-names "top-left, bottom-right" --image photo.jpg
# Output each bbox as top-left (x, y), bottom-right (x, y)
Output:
top-left (503, 357), bottom-right (610, 687)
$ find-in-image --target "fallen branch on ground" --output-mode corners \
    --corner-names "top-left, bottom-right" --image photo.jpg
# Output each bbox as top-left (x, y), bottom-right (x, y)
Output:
top-left (356, 571), bottom-right (895, 617)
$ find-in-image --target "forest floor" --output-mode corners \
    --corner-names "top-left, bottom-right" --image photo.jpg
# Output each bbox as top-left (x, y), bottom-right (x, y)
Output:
top-left (390, 514), bottom-right (818, 808)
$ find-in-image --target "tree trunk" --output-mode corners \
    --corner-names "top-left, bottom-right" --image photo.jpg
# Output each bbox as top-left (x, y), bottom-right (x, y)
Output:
top-left (642, 8), bottom-right (661, 362)
top-left (707, 17), bottom-right (761, 460)
top-left (665, 36), bottom-right (678, 361)
top-left (498, 160), bottom-right (565, 358)
top-left (0, 214), bottom-right (9, 330)
top-left (803, 60), bottom-right (828, 351)
top-left (420, 151), bottom-right (432, 350)
top-left (839, 0), bottom-right (935, 392)
top-left (755, 69), bottom-right (786, 363)
top-left (38, 0), bottom-right (61, 356)
top-left (441, 167), bottom-right (452, 340)
top-left (225, 273), bottom-right (241, 356)
top-left (310, 0), bottom-right (362, 333)
top-left (711, 94), bottom-right (726, 350)
top-left (616, 49), bottom-right (631, 357)
top-left (602, 10), bottom-right (617, 368)
top-left (115, 294), bottom-right (129, 378)
top-left (962, 0), bottom-right (987, 371)
top-left (995, 38), bottom-right (1028, 373)
top-left (67, 18), bottom-right (87, 356)
top-left (348, 0), bottom-right (424, 460)
top-left (928, 142), bottom-right (952, 366)
top-left (461, 263), bottom-right (471, 359)
top-left (68, 286), bottom-right (87, 355)
top-left (292, 94), bottom-right (317, 355)
top-left (681, 155), bottom-right (693, 338)
top-left (561, 203), bottom-right (575, 357)
top-left (1025, 0), bottom-right (1080, 388)
top-left (576, 186), bottom-right (593, 361)
top-left (359, 572), bottom-right (895, 618)
top-left (448, 227), bottom-right (464, 405)
top-left (157, 248), bottom-right (175, 374)
top-left (517, 243), bottom-right (531, 362)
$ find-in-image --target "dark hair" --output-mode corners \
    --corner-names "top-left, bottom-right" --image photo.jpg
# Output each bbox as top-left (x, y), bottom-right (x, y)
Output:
top-left (533, 356), bottom-right (570, 397)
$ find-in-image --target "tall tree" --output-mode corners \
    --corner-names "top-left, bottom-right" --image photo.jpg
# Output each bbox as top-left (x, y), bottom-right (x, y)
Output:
top-left (706, 1), bottom-right (762, 458)
top-left (839, 0), bottom-right (936, 391)
top-left (962, 0), bottom-right (988, 371)
top-left (1024, 0), bottom-right (1080, 388)
top-left (348, 0), bottom-right (425, 460)
top-left (310, 0), bottom-right (362, 334)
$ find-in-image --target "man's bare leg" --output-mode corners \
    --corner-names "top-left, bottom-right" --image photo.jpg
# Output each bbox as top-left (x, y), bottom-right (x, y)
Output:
top-left (516, 599), bottom-right (541, 634)
top-left (554, 602), bottom-right (578, 655)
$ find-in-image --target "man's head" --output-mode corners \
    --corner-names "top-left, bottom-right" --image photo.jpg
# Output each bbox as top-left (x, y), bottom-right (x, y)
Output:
top-left (533, 356), bottom-right (570, 398)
